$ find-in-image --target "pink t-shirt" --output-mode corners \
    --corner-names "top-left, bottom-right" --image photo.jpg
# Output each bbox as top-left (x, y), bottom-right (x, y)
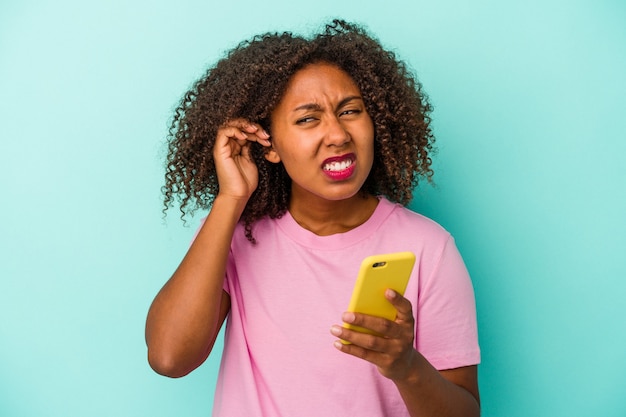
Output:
top-left (211, 197), bottom-right (480, 416)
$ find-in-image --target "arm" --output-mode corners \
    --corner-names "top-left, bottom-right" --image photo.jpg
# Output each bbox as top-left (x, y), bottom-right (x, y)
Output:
top-left (330, 290), bottom-right (480, 417)
top-left (145, 120), bottom-right (271, 377)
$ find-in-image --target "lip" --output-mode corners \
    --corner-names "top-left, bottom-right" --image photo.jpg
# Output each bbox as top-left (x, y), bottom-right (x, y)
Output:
top-left (321, 153), bottom-right (356, 181)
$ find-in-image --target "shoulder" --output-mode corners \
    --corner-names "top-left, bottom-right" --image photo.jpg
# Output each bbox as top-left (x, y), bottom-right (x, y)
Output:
top-left (230, 214), bottom-right (283, 251)
top-left (361, 198), bottom-right (456, 268)
top-left (379, 197), bottom-right (451, 240)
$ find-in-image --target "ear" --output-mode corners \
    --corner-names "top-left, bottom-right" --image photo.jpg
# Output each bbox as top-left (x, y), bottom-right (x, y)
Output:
top-left (264, 147), bottom-right (281, 164)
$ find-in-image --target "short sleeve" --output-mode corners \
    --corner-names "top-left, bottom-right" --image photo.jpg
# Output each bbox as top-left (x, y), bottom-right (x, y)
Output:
top-left (415, 236), bottom-right (481, 370)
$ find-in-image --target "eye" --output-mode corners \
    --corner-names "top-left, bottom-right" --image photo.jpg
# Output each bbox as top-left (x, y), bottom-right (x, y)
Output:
top-left (340, 109), bottom-right (361, 117)
top-left (296, 116), bottom-right (317, 125)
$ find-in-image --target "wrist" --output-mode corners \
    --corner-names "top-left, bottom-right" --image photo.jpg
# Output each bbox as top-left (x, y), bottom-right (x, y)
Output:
top-left (391, 350), bottom-right (426, 388)
top-left (213, 193), bottom-right (249, 213)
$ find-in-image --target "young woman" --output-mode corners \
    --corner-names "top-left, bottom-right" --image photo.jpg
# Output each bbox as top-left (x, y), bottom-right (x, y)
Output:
top-left (146, 20), bottom-right (480, 417)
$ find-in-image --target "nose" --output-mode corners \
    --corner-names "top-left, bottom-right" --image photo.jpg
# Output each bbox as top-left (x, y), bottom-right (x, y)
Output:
top-left (324, 116), bottom-right (350, 147)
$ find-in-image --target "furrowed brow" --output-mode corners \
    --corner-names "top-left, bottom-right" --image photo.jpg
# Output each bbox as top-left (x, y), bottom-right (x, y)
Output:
top-left (293, 103), bottom-right (322, 112)
top-left (293, 96), bottom-right (363, 113)
top-left (336, 95), bottom-right (363, 109)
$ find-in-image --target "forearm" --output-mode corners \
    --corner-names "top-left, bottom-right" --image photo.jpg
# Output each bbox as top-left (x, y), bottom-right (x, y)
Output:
top-left (332, 291), bottom-right (480, 417)
top-left (394, 351), bottom-right (480, 417)
top-left (145, 195), bottom-right (245, 376)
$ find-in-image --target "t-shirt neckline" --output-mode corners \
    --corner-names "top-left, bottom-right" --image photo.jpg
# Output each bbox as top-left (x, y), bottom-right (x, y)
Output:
top-left (274, 197), bottom-right (397, 250)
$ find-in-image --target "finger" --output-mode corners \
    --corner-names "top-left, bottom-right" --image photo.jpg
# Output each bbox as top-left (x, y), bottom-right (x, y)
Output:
top-left (240, 139), bottom-right (253, 161)
top-left (332, 335), bottom-right (382, 362)
top-left (249, 132), bottom-right (272, 147)
top-left (217, 125), bottom-right (250, 143)
top-left (243, 123), bottom-right (270, 139)
top-left (222, 119), bottom-right (271, 145)
top-left (331, 324), bottom-right (389, 353)
top-left (332, 330), bottom-right (417, 382)
top-left (341, 311), bottom-right (401, 341)
top-left (384, 289), bottom-right (414, 322)
top-left (216, 128), bottom-right (269, 156)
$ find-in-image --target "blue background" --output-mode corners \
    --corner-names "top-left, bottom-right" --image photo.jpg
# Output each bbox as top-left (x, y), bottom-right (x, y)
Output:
top-left (1, 0), bottom-right (625, 416)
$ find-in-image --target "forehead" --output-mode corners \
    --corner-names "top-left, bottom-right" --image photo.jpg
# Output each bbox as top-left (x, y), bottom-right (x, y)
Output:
top-left (278, 63), bottom-right (361, 108)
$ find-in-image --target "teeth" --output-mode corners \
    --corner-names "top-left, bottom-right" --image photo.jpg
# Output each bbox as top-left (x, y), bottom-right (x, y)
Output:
top-left (324, 159), bottom-right (353, 171)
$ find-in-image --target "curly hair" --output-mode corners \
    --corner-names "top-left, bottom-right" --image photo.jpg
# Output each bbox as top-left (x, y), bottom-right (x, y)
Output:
top-left (163, 19), bottom-right (435, 241)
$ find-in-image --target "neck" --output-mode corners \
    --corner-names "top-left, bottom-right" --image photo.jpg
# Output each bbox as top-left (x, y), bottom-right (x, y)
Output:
top-left (288, 192), bottom-right (379, 236)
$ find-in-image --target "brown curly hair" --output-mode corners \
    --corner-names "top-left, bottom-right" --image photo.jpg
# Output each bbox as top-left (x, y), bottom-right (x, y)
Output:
top-left (163, 19), bottom-right (435, 241)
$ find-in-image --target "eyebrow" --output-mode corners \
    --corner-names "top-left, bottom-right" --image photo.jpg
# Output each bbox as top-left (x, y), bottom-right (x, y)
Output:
top-left (293, 95), bottom-right (363, 113)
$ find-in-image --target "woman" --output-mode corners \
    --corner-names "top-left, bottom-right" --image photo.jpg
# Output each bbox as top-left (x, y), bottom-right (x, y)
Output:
top-left (146, 20), bottom-right (480, 416)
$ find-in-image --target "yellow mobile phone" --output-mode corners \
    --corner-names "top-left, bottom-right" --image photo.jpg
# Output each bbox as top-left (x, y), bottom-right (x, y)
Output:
top-left (343, 251), bottom-right (416, 339)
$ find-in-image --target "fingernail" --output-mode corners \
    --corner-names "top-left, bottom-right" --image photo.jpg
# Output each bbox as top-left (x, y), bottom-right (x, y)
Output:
top-left (330, 325), bottom-right (342, 336)
top-left (342, 312), bottom-right (355, 323)
top-left (386, 289), bottom-right (396, 299)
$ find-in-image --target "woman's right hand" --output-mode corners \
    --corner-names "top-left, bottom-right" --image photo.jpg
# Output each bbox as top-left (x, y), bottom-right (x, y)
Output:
top-left (213, 119), bottom-right (271, 201)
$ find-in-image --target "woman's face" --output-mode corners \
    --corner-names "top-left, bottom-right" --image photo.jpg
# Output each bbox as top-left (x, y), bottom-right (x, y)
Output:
top-left (266, 62), bottom-right (375, 204)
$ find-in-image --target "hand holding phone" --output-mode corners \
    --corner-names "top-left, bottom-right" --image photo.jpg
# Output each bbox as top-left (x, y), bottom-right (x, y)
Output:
top-left (342, 251), bottom-right (415, 339)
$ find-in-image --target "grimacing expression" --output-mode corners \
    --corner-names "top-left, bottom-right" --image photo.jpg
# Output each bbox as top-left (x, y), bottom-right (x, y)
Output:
top-left (265, 62), bottom-right (375, 203)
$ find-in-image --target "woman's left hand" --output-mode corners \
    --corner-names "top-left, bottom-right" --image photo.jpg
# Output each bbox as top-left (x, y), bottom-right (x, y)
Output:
top-left (330, 289), bottom-right (417, 382)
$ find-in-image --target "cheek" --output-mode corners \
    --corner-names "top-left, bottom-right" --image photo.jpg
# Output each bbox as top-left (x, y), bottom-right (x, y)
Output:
top-left (273, 134), bottom-right (315, 162)
top-left (361, 127), bottom-right (375, 157)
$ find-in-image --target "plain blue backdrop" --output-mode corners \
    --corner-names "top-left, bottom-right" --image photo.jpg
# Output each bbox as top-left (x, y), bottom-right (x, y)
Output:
top-left (1, 0), bottom-right (625, 416)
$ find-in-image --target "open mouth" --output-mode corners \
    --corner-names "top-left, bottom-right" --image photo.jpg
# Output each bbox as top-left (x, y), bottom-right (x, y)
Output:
top-left (322, 153), bottom-right (355, 172)
top-left (321, 153), bottom-right (356, 181)
top-left (323, 159), bottom-right (354, 172)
